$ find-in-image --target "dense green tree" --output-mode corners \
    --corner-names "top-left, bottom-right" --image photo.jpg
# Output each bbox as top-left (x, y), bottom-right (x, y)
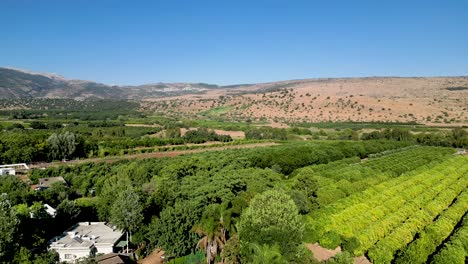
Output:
top-left (147, 201), bottom-right (202, 257)
top-left (46, 131), bottom-right (79, 160)
top-left (324, 251), bottom-right (354, 264)
top-left (288, 190), bottom-right (311, 214)
top-left (221, 235), bottom-right (241, 264)
top-left (238, 190), bottom-right (304, 261)
top-left (451, 127), bottom-right (468, 148)
top-left (8, 123), bottom-right (25, 130)
top-left (183, 128), bottom-right (232, 143)
top-left (110, 186), bottom-right (143, 253)
top-left (192, 204), bottom-right (227, 264)
top-left (245, 127), bottom-right (288, 140)
top-left (56, 199), bottom-right (81, 225)
top-left (29, 201), bottom-right (51, 220)
top-left (248, 243), bottom-right (287, 264)
top-left (0, 175), bottom-right (30, 205)
top-left (293, 172), bottom-right (319, 211)
top-left (26, 202), bottom-right (52, 249)
top-left (31, 251), bottom-right (59, 264)
top-left (0, 194), bottom-right (20, 263)
top-left (13, 246), bottom-right (32, 264)
top-left (30, 121), bottom-right (47, 130)
top-left (165, 127), bottom-right (181, 138)
top-left (361, 131), bottom-right (384, 140)
top-left (97, 175), bottom-right (133, 219)
top-left (0, 133), bottom-right (43, 163)
top-left (38, 181), bottom-right (71, 206)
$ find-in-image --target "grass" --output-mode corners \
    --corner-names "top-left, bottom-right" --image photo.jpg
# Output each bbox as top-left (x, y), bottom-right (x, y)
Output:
top-left (200, 106), bottom-right (235, 116)
top-left (290, 121), bottom-right (421, 130)
top-left (185, 119), bottom-right (268, 130)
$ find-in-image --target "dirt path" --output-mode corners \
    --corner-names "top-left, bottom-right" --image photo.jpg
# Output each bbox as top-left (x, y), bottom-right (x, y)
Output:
top-left (30, 142), bottom-right (278, 169)
top-left (125, 123), bottom-right (163, 128)
top-left (138, 248), bottom-right (165, 264)
top-left (307, 243), bottom-right (342, 261)
top-left (306, 243), bottom-right (372, 264)
top-left (354, 256), bottom-right (372, 264)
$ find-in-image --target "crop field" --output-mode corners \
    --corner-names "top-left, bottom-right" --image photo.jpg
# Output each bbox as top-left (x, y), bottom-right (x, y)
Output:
top-left (0, 100), bottom-right (466, 264)
top-left (430, 213), bottom-right (468, 263)
top-left (303, 147), bottom-right (468, 264)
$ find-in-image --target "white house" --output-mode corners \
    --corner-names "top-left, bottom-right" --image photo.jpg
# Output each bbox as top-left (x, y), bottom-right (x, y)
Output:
top-left (30, 203), bottom-right (57, 218)
top-left (33, 176), bottom-right (68, 191)
top-left (0, 163), bottom-right (29, 171)
top-left (0, 163), bottom-right (30, 176)
top-left (0, 168), bottom-right (15, 176)
top-left (49, 222), bottom-right (125, 263)
top-left (456, 149), bottom-right (467, 155)
top-left (44, 204), bottom-right (57, 217)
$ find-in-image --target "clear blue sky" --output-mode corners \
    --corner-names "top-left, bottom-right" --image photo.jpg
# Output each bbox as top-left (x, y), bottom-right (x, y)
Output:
top-left (1, 0), bottom-right (467, 85)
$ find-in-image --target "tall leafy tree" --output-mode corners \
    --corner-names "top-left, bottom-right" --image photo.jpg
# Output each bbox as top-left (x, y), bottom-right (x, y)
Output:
top-left (46, 131), bottom-right (79, 161)
top-left (147, 201), bottom-right (202, 257)
top-left (249, 243), bottom-right (287, 264)
top-left (110, 186), bottom-right (143, 253)
top-left (451, 127), bottom-right (468, 148)
top-left (55, 199), bottom-right (81, 231)
top-left (221, 235), bottom-right (241, 264)
top-left (0, 194), bottom-right (20, 262)
top-left (0, 175), bottom-right (29, 205)
top-left (238, 189), bottom-right (304, 261)
top-left (192, 205), bottom-right (227, 264)
top-left (98, 175), bottom-right (132, 219)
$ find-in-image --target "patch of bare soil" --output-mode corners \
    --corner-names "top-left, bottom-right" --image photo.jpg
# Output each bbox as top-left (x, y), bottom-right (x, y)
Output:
top-left (179, 127), bottom-right (245, 139)
top-left (213, 129), bottom-right (245, 139)
top-left (138, 248), bottom-right (165, 264)
top-left (306, 243), bottom-right (372, 264)
top-left (307, 243), bottom-right (342, 261)
top-left (354, 256), bottom-right (372, 264)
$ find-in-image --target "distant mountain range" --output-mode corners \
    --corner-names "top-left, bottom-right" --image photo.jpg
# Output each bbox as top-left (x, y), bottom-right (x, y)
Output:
top-left (0, 67), bottom-right (229, 99)
top-left (1, 67), bottom-right (467, 125)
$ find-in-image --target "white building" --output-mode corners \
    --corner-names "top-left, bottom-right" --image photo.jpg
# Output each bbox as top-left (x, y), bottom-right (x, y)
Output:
top-left (0, 163), bottom-right (29, 173)
top-left (49, 222), bottom-right (125, 263)
top-left (0, 168), bottom-right (15, 176)
top-left (44, 204), bottom-right (57, 217)
top-left (30, 204), bottom-right (57, 218)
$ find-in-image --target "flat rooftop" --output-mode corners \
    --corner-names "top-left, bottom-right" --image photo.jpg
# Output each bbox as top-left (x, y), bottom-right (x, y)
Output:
top-left (38, 176), bottom-right (67, 188)
top-left (50, 222), bottom-right (124, 249)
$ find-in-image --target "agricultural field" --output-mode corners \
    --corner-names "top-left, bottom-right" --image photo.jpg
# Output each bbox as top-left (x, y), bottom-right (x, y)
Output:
top-left (303, 149), bottom-right (468, 264)
top-left (0, 98), bottom-right (467, 264)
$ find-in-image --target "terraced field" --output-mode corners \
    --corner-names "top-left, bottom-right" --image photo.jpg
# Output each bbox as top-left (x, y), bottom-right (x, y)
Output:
top-left (303, 147), bottom-right (468, 264)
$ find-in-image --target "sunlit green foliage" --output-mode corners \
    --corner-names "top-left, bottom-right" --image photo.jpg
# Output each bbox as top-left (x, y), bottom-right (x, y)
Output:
top-left (238, 190), bottom-right (304, 261)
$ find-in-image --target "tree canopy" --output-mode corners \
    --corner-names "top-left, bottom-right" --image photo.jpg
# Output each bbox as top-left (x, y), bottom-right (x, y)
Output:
top-left (238, 189), bottom-right (305, 261)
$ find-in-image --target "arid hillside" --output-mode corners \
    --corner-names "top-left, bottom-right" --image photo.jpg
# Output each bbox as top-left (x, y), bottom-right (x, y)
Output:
top-left (2, 68), bottom-right (466, 126)
top-left (142, 77), bottom-right (468, 126)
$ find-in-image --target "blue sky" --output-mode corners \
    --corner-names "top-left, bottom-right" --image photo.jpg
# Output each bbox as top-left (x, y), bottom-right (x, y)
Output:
top-left (1, 0), bottom-right (467, 85)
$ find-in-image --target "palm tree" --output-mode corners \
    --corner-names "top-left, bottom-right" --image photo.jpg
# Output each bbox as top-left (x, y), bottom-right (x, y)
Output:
top-left (249, 243), bottom-right (287, 264)
top-left (192, 217), bottom-right (227, 264)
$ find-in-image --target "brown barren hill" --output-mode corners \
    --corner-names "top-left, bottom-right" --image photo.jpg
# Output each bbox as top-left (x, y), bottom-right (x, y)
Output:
top-left (142, 77), bottom-right (468, 126)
